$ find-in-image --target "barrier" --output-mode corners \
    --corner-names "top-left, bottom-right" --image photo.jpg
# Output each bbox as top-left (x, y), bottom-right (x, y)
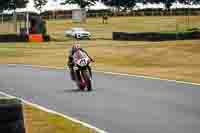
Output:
top-left (113, 31), bottom-right (200, 41)
top-left (0, 98), bottom-right (26, 133)
top-left (0, 34), bottom-right (28, 42)
top-left (29, 34), bottom-right (43, 42)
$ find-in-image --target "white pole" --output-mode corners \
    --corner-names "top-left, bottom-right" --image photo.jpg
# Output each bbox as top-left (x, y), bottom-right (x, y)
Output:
top-left (13, 10), bottom-right (17, 33)
top-left (26, 12), bottom-right (29, 35)
top-left (1, 14), bottom-right (3, 24)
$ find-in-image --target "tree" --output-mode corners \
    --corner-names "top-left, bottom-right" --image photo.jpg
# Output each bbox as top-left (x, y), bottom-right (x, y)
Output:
top-left (62, 0), bottom-right (97, 8)
top-left (0, 0), bottom-right (28, 33)
top-left (122, 0), bottom-right (137, 11)
top-left (142, 0), bottom-right (176, 10)
top-left (102, 0), bottom-right (138, 11)
top-left (34, 0), bottom-right (47, 13)
top-left (178, 0), bottom-right (191, 4)
top-left (0, 0), bottom-right (28, 11)
top-left (161, 0), bottom-right (176, 10)
top-left (102, 0), bottom-right (118, 7)
top-left (192, 0), bottom-right (200, 4)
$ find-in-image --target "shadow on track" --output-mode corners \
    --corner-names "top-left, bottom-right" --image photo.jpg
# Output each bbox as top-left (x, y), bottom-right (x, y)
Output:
top-left (63, 88), bottom-right (97, 93)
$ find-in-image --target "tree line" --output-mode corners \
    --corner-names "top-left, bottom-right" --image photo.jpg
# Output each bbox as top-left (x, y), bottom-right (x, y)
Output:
top-left (1, 0), bottom-right (200, 13)
top-left (102, 0), bottom-right (200, 11)
top-left (0, 0), bottom-right (47, 13)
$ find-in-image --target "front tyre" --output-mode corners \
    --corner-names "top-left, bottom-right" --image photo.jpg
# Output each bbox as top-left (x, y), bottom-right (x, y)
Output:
top-left (82, 70), bottom-right (92, 91)
top-left (74, 70), bottom-right (85, 90)
top-left (79, 84), bottom-right (85, 90)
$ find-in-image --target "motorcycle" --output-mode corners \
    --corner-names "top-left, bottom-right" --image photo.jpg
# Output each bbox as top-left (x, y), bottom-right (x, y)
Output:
top-left (72, 50), bottom-right (93, 91)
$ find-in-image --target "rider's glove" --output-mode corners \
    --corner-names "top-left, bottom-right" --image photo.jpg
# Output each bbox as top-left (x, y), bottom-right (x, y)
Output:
top-left (90, 58), bottom-right (95, 62)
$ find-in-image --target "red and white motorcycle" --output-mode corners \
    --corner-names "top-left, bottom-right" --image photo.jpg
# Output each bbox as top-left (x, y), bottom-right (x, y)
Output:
top-left (72, 50), bottom-right (93, 91)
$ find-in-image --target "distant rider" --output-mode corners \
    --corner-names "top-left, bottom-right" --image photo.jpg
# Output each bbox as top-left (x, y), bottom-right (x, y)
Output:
top-left (67, 43), bottom-right (94, 80)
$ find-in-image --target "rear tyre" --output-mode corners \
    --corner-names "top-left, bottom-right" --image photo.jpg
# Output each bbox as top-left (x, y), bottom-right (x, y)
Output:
top-left (79, 84), bottom-right (85, 90)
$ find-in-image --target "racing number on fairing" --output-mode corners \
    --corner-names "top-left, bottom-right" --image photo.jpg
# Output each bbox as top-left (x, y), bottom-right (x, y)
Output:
top-left (80, 59), bottom-right (87, 66)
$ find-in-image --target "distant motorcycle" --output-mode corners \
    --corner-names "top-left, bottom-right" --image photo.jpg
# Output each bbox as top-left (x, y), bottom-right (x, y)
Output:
top-left (72, 50), bottom-right (93, 91)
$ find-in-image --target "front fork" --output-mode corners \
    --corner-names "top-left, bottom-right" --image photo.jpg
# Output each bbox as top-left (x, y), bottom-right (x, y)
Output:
top-left (75, 69), bottom-right (81, 81)
top-left (75, 65), bottom-right (92, 79)
top-left (74, 64), bottom-right (92, 81)
top-left (87, 65), bottom-right (92, 78)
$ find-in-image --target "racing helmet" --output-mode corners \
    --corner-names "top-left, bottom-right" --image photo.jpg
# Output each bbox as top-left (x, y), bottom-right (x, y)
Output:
top-left (72, 43), bottom-right (81, 52)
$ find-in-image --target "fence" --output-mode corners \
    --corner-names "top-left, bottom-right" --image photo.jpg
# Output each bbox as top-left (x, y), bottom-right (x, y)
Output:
top-left (40, 9), bottom-right (200, 20)
top-left (111, 9), bottom-right (200, 16)
top-left (1, 9), bottom-right (200, 22)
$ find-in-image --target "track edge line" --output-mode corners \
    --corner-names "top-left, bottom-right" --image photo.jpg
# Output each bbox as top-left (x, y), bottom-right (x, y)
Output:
top-left (0, 91), bottom-right (108, 133)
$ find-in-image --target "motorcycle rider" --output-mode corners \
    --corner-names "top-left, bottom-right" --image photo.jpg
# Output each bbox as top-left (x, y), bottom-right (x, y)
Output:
top-left (67, 43), bottom-right (94, 80)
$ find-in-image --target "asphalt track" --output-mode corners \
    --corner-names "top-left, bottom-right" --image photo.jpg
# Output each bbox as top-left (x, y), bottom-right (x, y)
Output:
top-left (0, 64), bottom-right (200, 133)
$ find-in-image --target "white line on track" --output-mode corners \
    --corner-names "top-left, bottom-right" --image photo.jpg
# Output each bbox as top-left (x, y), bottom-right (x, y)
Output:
top-left (0, 91), bottom-right (108, 133)
top-left (94, 70), bottom-right (200, 86)
top-left (6, 64), bottom-right (200, 86)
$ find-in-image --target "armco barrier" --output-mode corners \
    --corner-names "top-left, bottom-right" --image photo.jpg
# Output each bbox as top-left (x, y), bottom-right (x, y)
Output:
top-left (113, 32), bottom-right (200, 41)
top-left (0, 34), bottom-right (28, 42)
top-left (0, 98), bottom-right (26, 133)
top-left (0, 34), bottom-right (50, 42)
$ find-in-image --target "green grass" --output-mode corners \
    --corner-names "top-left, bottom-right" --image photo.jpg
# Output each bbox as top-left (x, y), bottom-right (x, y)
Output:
top-left (24, 104), bottom-right (95, 133)
top-left (0, 48), bottom-right (18, 56)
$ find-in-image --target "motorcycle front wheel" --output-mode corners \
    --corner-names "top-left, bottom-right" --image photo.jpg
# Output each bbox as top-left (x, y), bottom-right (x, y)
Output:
top-left (82, 70), bottom-right (92, 91)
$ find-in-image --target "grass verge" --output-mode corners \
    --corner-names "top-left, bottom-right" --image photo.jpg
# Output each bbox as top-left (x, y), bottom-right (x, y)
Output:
top-left (23, 104), bottom-right (96, 133)
top-left (0, 39), bottom-right (200, 83)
